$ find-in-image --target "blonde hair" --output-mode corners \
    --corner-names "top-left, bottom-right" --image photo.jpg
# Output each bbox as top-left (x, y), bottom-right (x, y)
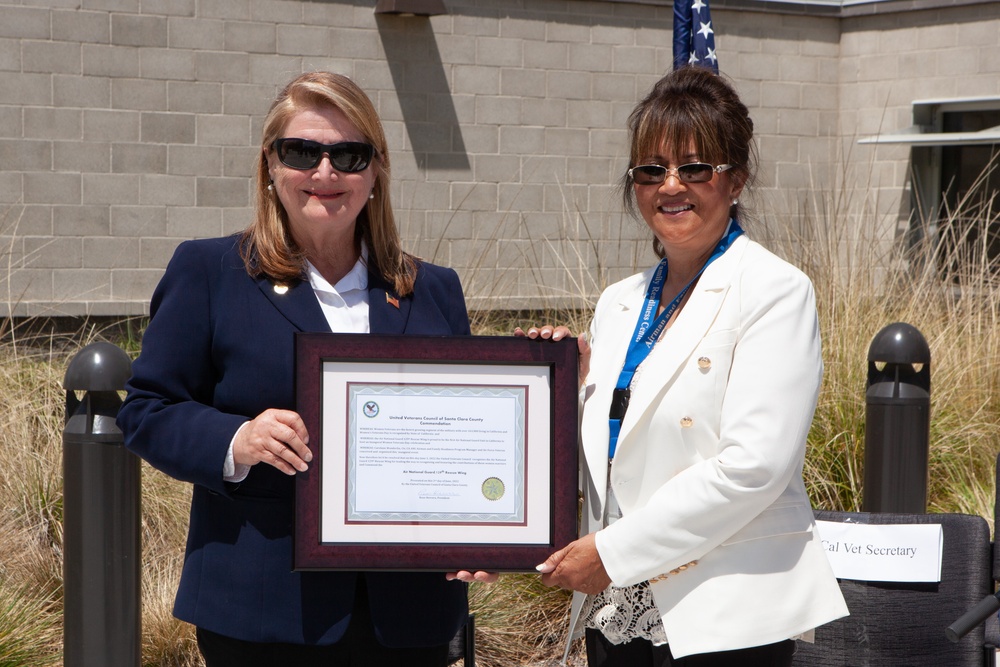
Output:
top-left (240, 71), bottom-right (417, 296)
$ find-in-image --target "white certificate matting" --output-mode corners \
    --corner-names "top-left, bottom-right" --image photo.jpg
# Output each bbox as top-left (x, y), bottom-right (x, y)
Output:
top-left (321, 362), bottom-right (553, 546)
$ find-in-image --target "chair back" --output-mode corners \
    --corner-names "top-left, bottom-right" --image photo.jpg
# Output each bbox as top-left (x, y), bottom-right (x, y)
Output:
top-left (792, 510), bottom-right (992, 666)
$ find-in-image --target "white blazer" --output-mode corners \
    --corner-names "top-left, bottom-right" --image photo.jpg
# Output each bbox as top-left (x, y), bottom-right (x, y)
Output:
top-left (569, 235), bottom-right (848, 659)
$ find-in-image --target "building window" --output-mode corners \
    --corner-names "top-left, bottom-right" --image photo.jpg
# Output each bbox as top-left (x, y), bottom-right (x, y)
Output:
top-left (861, 98), bottom-right (1000, 278)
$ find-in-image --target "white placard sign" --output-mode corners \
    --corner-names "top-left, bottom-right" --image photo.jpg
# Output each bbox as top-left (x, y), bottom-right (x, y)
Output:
top-left (815, 520), bottom-right (944, 583)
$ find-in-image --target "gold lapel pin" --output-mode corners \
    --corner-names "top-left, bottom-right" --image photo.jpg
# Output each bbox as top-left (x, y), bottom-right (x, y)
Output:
top-left (697, 356), bottom-right (712, 369)
top-left (273, 284), bottom-right (289, 295)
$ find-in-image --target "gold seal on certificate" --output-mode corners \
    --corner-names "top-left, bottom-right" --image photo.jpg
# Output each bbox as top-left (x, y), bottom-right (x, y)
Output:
top-left (481, 477), bottom-right (505, 501)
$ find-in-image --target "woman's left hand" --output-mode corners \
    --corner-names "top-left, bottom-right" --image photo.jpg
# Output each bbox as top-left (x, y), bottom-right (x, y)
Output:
top-left (514, 324), bottom-right (591, 387)
top-left (535, 533), bottom-right (611, 595)
top-left (445, 571), bottom-right (499, 584)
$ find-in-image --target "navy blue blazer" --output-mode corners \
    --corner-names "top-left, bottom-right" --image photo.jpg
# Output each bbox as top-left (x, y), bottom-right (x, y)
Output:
top-left (118, 235), bottom-right (470, 647)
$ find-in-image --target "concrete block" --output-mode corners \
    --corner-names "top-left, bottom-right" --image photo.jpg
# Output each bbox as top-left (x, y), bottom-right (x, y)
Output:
top-left (195, 51), bottom-right (251, 83)
top-left (328, 27), bottom-right (381, 60)
top-left (0, 72), bottom-right (53, 105)
top-left (82, 173), bottom-right (141, 205)
top-left (0, 106), bottom-right (22, 138)
top-left (167, 205), bottom-right (223, 237)
top-left (112, 268), bottom-right (163, 302)
top-left (112, 78), bottom-right (168, 111)
top-left (199, 0), bottom-right (251, 20)
top-left (25, 236), bottom-right (82, 269)
top-left (453, 65), bottom-right (500, 95)
top-left (221, 207), bottom-right (251, 236)
top-left (54, 75), bottom-right (112, 108)
top-left (141, 47), bottom-right (196, 81)
top-left (168, 81), bottom-right (223, 113)
top-left (450, 181), bottom-right (498, 211)
top-left (523, 41), bottom-right (567, 69)
top-left (224, 20), bottom-right (277, 54)
top-left (23, 172), bottom-right (80, 205)
top-left (11, 205), bottom-right (53, 236)
top-left (113, 142), bottom-right (168, 173)
top-left (83, 235), bottom-right (139, 267)
top-left (22, 40), bottom-right (82, 75)
top-left (545, 127), bottom-right (591, 157)
top-left (276, 24), bottom-right (330, 57)
top-left (52, 269), bottom-right (111, 301)
top-left (112, 13), bottom-right (168, 48)
top-left (475, 95), bottom-right (520, 125)
top-left (222, 146), bottom-right (257, 178)
top-left (82, 44), bottom-right (141, 77)
top-left (521, 155), bottom-right (568, 185)
top-left (520, 98), bottom-right (567, 128)
top-left (53, 204), bottom-right (109, 235)
top-left (54, 141), bottom-right (111, 173)
top-left (499, 125), bottom-right (546, 155)
top-left (147, 0), bottom-right (196, 17)
top-left (547, 70), bottom-right (591, 100)
top-left (252, 0), bottom-right (304, 24)
top-left (140, 174), bottom-right (196, 206)
top-left (0, 139), bottom-right (52, 171)
top-left (198, 114), bottom-right (252, 146)
top-left (499, 182), bottom-right (544, 214)
top-left (84, 109), bottom-right (140, 142)
top-left (24, 107), bottom-right (82, 141)
top-left (0, 7), bottom-right (50, 40)
top-left (111, 205), bottom-right (167, 237)
top-left (141, 111), bottom-right (196, 144)
top-left (473, 154), bottom-right (521, 183)
top-left (476, 36), bottom-right (523, 68)
top-left (197, 176), bottom-right (249, 207)
top-left (500, 68), bottom-right (546, 98)
top-left (168, 17), bottom-right (225, 50)
top-left (0, 38), bottom-right (19, 72)
top-left (248, 55), bottom-right (302, 86)
top-left (435, 34), bottom-right (477, 66)
top-left (52, 9), bottom-right (110, 43)
top-left (168, 144), bottom-right (223, 176)
top-left (546, 21), bottom-right (591, 44)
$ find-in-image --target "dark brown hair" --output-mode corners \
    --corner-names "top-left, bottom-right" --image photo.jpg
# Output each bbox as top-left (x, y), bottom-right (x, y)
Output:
top-left (622, 66), bottom-right (758, 256)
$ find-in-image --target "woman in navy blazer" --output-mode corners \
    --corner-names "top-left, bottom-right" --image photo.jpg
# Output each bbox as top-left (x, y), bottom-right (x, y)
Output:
top-left (118, 72), bottom-right (470, 667)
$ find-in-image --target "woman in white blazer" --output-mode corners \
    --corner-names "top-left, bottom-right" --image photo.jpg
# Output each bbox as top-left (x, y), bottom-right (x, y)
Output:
top-left (530, 67), bottom-right (848, 666)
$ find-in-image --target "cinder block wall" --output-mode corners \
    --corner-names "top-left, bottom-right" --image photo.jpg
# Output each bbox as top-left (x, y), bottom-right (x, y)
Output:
top-left (0, 0), bottom-right (994, 316)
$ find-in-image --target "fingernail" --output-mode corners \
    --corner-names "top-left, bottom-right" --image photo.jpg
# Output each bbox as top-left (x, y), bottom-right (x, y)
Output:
top-left (304, 452), bottom-right (313, 462)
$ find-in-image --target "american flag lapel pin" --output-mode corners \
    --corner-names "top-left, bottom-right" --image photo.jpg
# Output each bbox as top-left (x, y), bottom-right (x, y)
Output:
top-left (386, 293), bottom-right (399, 309)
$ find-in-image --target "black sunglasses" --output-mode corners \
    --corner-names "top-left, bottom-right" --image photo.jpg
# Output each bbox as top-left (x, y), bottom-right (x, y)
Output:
top-left (628, 162), bottom-right (733, 185)
top-left (271, 138), bottom-right (375, 172)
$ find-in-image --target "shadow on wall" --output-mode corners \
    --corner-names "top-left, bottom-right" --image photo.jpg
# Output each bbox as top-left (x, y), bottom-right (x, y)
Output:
top-left (375, 15), bottom-right (471, 171)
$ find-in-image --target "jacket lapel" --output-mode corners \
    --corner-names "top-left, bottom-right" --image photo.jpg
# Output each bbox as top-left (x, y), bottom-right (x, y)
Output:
top-left (367, 271), bottom-right (412, 335)
top-left (254, 275), bottom-right (330, 333)
top-left (613, 236), bottom-right (748, 455)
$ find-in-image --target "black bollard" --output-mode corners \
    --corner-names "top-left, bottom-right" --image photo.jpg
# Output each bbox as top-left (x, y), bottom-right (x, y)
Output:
top-left (62, 341), bottom-right (140, 667)
top-left (862, 322), bottom-right (931, 513)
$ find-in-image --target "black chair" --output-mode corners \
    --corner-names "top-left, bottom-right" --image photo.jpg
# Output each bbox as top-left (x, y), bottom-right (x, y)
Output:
top-left (792, 510), bottom-right (995, 666)
top-left (447, 613), bottom-right (475, 666)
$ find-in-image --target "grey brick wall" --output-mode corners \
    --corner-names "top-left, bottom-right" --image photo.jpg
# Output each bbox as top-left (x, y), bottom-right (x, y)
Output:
top-left (0, 0), bottom-right (997, 316)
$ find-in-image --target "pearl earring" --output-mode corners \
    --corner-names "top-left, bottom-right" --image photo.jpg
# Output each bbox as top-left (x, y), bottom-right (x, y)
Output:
top-left (369, 193), bottom-right (375, 200)
top-left (267, 183), bottom-right (274, 191)
top-left (732, 199), bottom-right (738, 206)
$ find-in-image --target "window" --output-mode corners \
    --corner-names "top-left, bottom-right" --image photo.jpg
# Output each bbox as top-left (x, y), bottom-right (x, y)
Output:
top-left (860, 98), bottom-right (1000, 277)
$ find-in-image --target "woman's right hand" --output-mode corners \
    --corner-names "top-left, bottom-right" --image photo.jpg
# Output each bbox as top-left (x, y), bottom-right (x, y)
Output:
top-left (233, 408), bottom-right (312, 475)
top-left (514, 324), bottom-right (591, 386)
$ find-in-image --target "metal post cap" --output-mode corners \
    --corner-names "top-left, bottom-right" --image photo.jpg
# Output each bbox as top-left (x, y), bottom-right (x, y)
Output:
top-left (64, 342), bottom-right (132, 392)
top-left (867, 322), bottom-right (930, 365)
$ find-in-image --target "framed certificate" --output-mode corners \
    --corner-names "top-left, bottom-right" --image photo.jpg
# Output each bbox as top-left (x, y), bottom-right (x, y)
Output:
top-left (293, 333), bottom-right (579, 572)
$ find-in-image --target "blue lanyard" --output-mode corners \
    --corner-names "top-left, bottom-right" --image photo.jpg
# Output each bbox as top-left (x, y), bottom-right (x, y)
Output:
top-left (608, 220), bottom-right (744, 459)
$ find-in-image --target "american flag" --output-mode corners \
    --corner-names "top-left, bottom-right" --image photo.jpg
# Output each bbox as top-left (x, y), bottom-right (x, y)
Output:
top-left (673, 0), bottom-right (719, 74)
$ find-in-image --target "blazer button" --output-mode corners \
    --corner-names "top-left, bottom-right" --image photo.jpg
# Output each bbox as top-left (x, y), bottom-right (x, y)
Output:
top-left (680, 416), bottom-right (693, 428)
top-left (697, 356), bottom-right (711, 369)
